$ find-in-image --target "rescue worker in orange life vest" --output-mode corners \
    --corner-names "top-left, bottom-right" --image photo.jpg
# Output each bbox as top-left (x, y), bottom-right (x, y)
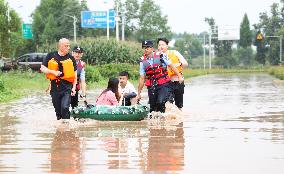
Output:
top-left (70, 46), bottom-right (87, 109)
top-left (157, 38), bottom-right (188, 110)
top-left (40, 38), bottom-right (77, 120)
top-left (137, 40), bottom-right (183, 113)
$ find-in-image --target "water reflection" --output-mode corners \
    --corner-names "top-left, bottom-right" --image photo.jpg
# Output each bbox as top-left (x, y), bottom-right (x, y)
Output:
top-left (147, 122), bottom-right (184, 171)
top-left (50, 125), bottom-right (83, 173)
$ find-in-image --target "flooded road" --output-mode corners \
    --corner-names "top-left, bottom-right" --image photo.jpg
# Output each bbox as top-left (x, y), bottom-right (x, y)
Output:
top-left (1, 73), bottom-right (284, 174)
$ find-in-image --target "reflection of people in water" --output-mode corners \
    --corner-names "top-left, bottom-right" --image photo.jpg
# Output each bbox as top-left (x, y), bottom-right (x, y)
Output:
top-left (147, 122), bottom-right (185, 171)
top-left (50, 127), bottom-right (83, 173)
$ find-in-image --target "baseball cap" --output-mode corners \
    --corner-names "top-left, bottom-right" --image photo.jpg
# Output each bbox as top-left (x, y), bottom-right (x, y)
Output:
top-left (72, 46), bottom-right (84, 53)
top-left (142, 40), bottom-right (153, 48)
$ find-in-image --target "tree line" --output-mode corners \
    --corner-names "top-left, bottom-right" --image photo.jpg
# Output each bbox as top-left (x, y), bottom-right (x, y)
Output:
top-left (1, 0), bottom-right (284, 68)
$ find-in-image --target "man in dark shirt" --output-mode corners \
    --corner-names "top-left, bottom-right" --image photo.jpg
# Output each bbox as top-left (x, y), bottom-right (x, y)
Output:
top-left (41, 38), bottom-right (77, 120)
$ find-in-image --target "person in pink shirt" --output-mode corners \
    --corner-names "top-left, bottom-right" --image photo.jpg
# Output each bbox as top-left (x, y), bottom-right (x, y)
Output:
top-left (96, 77), bottom-right (120, 106)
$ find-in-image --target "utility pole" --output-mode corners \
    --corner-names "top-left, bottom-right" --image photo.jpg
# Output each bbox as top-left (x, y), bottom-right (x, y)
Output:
top-left (209, 32), bottom-right (212, 69)
top-left (7, 4), bottom-right (10, 42)
top-left (280, 35), bottom-right (282, 64)
top-left (115, 4), bottom-right (119, 41)
top-left (64, 14), bottom-right (77, 43)
top-left (121, 11), bottom-right (125, 41)
top-left (203, 33), bottom-right (206, 69)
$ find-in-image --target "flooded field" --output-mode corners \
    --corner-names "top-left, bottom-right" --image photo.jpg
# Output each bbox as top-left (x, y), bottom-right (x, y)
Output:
top-left (1, 73), bottom-right (284, 174)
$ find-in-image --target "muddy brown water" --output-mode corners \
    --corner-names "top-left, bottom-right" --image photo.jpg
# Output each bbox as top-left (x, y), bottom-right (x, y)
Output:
top-left (0, 73), bottom-right (284, 174)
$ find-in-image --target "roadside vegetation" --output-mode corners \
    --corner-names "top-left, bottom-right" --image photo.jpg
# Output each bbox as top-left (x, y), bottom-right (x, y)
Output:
top-left (0, 70), bottom-right (48, 102)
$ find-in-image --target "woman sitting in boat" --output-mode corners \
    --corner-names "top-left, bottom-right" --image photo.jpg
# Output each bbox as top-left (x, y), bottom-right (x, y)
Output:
top-left (96, 77), bottom-right (120, 106)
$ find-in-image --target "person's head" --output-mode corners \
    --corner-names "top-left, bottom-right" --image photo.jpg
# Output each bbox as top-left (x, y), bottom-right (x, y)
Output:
top-left (107, 77), bottom-right (119, 93)
top-left (72, 46), bottom-right (84, 60)
top-left (58, 38), bottom-right (70, 55)
top-left (106, 77), bottom-right (120, 101)
top-left (157, 38), bottom-right (169, 53)
top-left (142, 40), bottom-right (154, 56)
top-left (118, 71), bottom-right (129, 87)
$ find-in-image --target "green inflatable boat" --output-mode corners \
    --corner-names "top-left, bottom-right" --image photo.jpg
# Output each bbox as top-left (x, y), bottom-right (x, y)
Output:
top-left (71, 104), bottom-right (149, 121)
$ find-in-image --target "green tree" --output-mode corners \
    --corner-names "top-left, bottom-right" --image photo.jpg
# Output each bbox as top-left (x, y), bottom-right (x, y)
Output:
top-left (173, 33), bottom-right (203, 59)
top-left (239, 13), bottom-right (252, 48)
top-left (32, 0), bottom-right (83, 45)
top-left (0, 0), bottom-right (23, 58)
top-left (254, 3), bottom-right (282, 65)
top-left (124, 0), bottom-right (140, 40)
top-left (122, 0), bottom-right (171, 41)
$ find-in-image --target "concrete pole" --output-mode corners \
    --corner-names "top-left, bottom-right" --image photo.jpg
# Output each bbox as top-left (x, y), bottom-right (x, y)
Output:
top-left (121, 12), bottom-right (125, 41)
top-left (209, 33), bottom-right (212, 69)
top-left (7, 5), bottom-right (10, 42)
top-left (107, 9), bottom-right (109, 40)
top-left (280, 35), bottom-right (282, 64)
top-left (64, 14), bottom-right (77, 43)
top-left (203, 33), bottom-right (206, 69)
top-left (115, 5), bottom-right (119, 41)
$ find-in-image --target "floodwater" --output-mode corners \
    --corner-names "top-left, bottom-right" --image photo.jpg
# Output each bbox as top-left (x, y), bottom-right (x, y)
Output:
top-left (1, 73), bottom-right (284, 174)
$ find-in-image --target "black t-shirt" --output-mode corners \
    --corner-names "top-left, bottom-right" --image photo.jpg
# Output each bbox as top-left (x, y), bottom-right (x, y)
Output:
top-left (43, 51), bottom-right (77, 91)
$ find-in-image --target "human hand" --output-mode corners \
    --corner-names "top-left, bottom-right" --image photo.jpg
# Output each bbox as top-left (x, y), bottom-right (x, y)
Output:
top-left (136, 94), bottom-right (142, 103)
top-left (71, 87), bottom-right (76, 96)
top-left (178, 75), bottom-right (184, 84)
top-left (52, 70), bottom-right (62, 77)
top-left (45, 87), bottom-right (50, 95)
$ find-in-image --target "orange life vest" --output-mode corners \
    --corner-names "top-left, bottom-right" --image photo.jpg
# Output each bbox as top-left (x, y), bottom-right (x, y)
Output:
top-left (142, 52), bottom-right (170, 87)
top-left (167, 50), bottom-right (183, 77)
top-left (46, 57), bottom-right (75, 83)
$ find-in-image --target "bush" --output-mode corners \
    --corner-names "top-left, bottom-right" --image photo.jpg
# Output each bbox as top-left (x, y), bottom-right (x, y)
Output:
top-left (0, 79), bottom-right (5, 92)
top-left (38, 37), bottom-right (143, 65)
top-left (85, 66), bottom-right (103, 83)
top-left (85, 63), bottom-right (140, 83)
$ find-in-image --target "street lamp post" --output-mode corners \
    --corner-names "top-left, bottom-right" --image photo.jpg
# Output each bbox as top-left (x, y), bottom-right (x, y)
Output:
top-left (64, 14), bottom-right (77, 43)
top-left (115, 4), bottom-right (120, 41)
top-left (203, 33), bottom-right (206, 69)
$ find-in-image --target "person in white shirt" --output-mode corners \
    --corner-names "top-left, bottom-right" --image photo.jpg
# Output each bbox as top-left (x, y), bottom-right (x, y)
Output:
top-left (118, 71), bottom-right (137, 106)
top-left (157, 38), bottom-right (188, 110)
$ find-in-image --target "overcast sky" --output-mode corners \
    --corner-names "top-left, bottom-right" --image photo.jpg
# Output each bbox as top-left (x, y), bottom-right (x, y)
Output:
top-left (7, 0), bottom-right (281, 34)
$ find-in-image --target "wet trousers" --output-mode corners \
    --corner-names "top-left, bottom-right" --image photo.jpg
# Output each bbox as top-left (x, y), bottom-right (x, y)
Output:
top-left (70, 90), bottom-right (79, 109)
top-left (170, 81), bottom-right (185, 108)
top-left (147, 82), bottom-right (172, 113)
top-left (51, 89), bottom-right (71, 120)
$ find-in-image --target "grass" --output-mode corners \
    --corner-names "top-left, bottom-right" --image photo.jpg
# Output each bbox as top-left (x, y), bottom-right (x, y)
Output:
top-left (0, 70), bottom-right (49, 102)
top-left (268, 66), bottom-right (284, 80)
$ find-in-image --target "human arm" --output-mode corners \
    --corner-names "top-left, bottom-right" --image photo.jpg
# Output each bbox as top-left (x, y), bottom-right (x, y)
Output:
top-left (71, 70), bottom-right (77, 96)
top-left (45, 83), bottom-right (51, 94)
top-left (40, 64), bottom-right (62, 76)
top-left (168, 64), bottom-right (183, 83)
top-left (80, 68), bottom-right (87, 101)
top-left (40, 53), bottom-right (62, 76)
top-left (71, 56), bottom-right (77, 96)
top-left (175, 50), bottom-right (188, 68)
top-left (137, 75), bottom-right (145, 102)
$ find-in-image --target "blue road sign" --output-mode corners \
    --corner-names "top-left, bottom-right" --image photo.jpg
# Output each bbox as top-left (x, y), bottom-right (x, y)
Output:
top-left (81, 10), bottom-right (115, 28)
